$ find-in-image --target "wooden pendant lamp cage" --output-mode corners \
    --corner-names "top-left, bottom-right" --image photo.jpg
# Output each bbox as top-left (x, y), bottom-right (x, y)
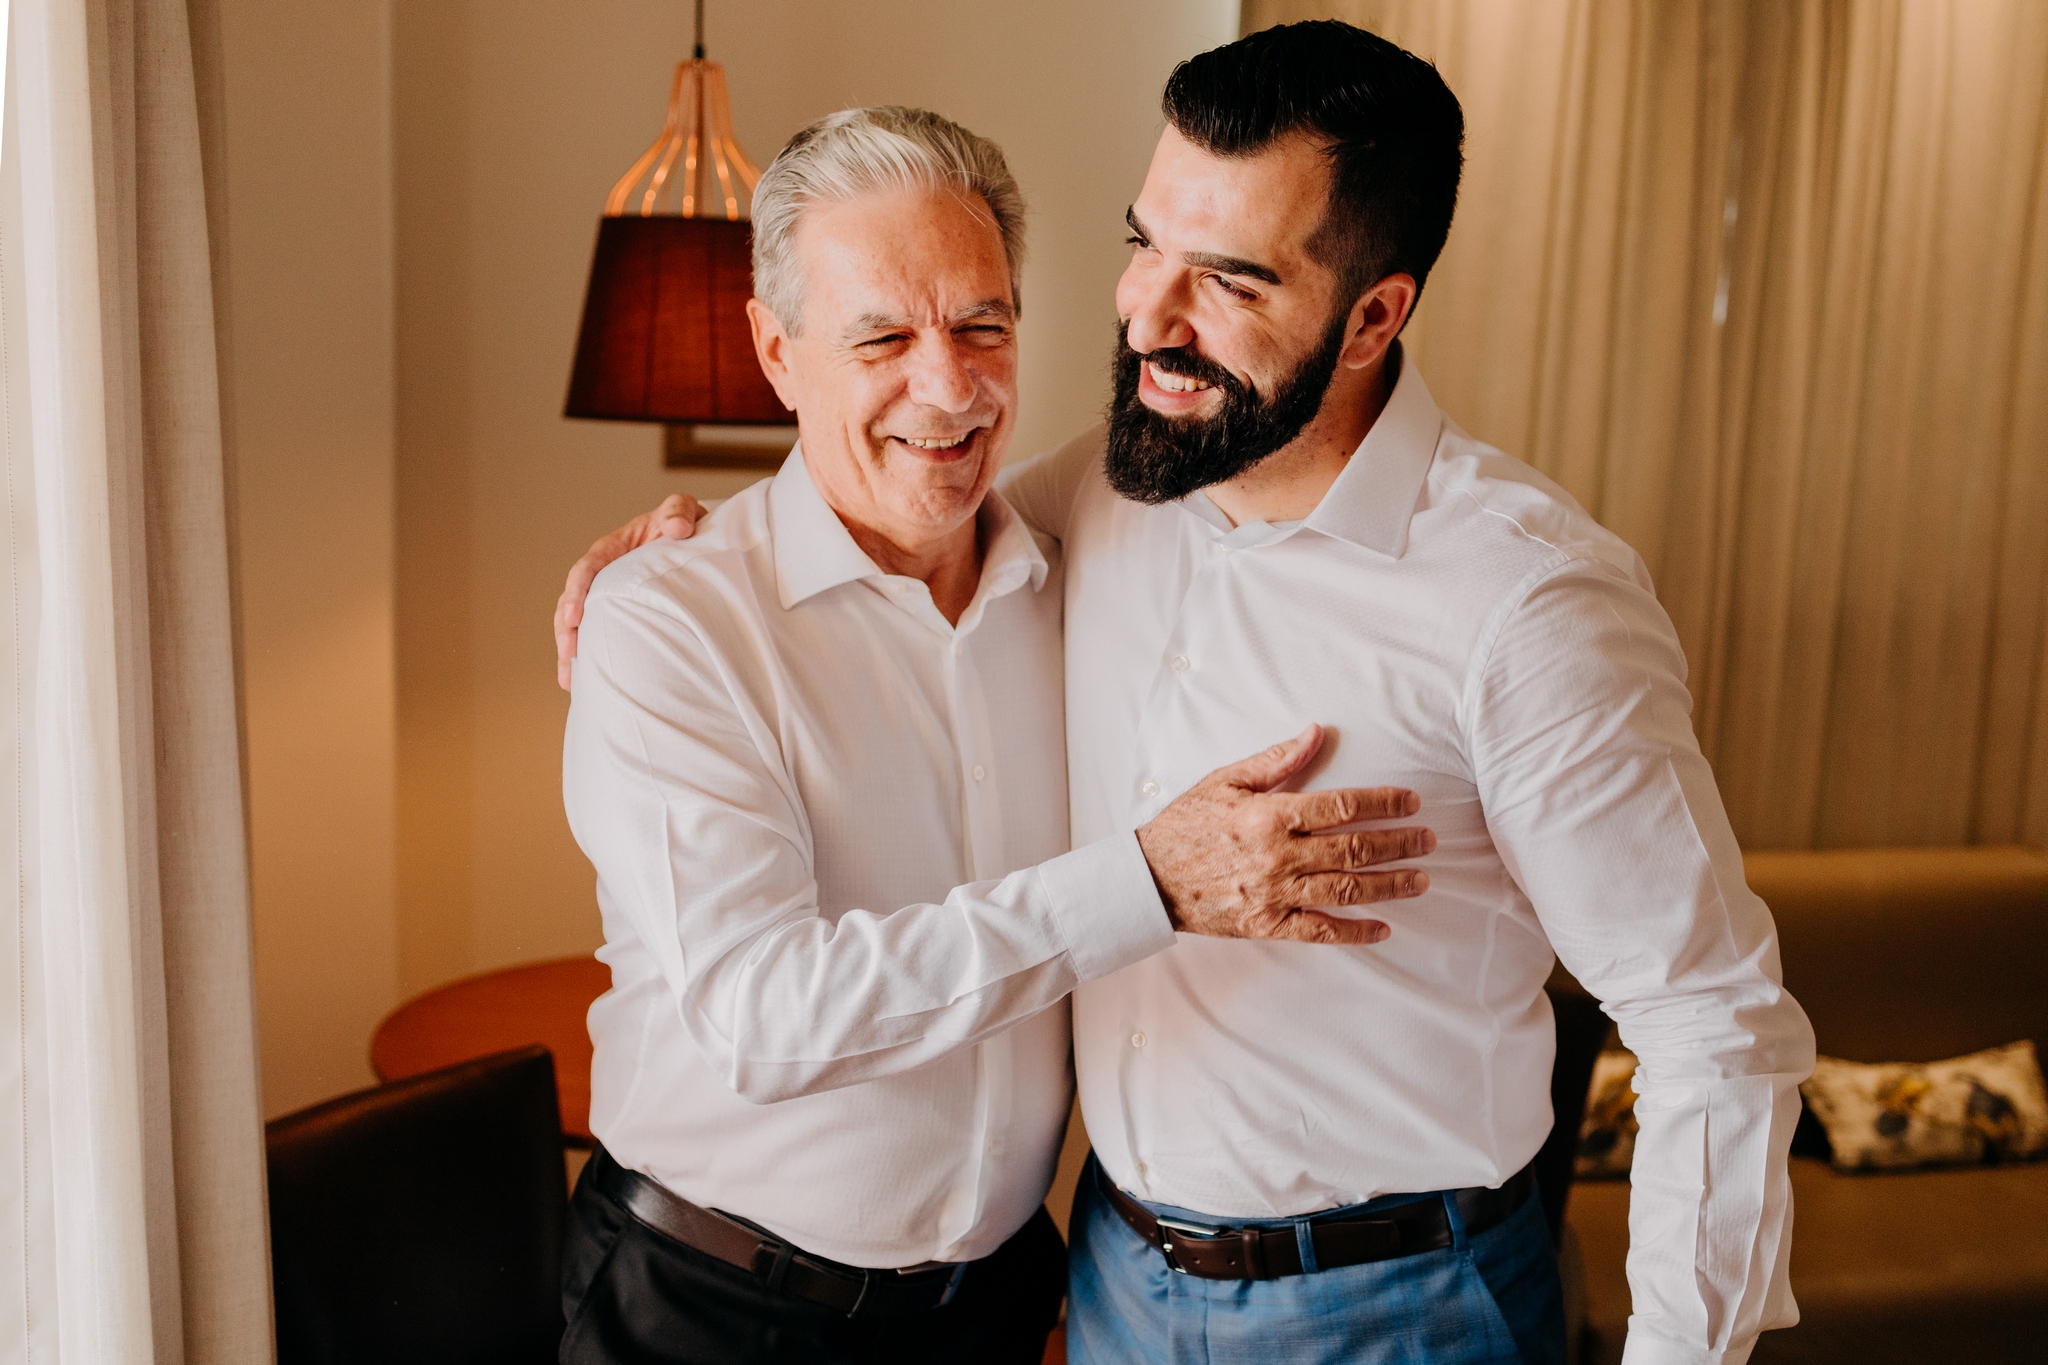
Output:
top-left (564, 2), bottom-right (789, 450)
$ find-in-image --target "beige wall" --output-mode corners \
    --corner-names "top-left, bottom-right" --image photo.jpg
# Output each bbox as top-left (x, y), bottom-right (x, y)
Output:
top-left (220, 0), bottom-right (398, 1118)
top-left (228, 0), bottom-right (1238, 1120)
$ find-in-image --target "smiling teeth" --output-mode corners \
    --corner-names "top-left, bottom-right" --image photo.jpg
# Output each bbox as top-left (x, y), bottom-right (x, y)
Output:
top-left (1150, 364), bottom-right (1213, 393)
top-left (902, 433), bottom-right (971, 449)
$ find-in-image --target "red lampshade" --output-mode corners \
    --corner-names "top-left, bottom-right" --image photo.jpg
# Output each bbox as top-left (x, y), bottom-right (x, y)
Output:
top-left (564, 54), bottom-right (785, 426)
top-left (565, 216), bottom-right (783, 422)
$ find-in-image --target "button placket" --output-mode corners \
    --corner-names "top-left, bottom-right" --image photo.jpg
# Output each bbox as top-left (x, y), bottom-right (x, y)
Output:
top-left (948, 624), bottom-right (1008, 884)
top-left (1125, 533), bottom-right (1222, 826)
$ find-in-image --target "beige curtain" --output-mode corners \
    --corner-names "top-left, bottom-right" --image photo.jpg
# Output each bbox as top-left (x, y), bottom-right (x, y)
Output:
top-left (3, 0), bottom-right (271, 1360)
top-left (1246, 0), bottom-right (2048, 851)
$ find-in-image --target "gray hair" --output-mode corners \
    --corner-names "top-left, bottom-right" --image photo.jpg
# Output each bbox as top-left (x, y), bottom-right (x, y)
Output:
top-left (749, 106), bottom-right (1027, 334)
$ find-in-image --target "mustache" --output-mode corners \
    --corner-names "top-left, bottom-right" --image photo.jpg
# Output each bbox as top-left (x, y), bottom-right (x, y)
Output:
top-left (1135, 344), bottom-right (1254, 402)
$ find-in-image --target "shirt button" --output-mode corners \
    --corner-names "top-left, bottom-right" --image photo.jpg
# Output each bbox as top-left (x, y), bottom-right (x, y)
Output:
top-left (1140, 779), bottom-right (1160, 798)
top-left (1169, 655), bottom-right (1190, 673)
top-left (1130, 1031), bottom-right (1147, 1049)
top-left (1135, 1159), bottom-right (1149, 1176)
top-left (986, 1139), bottom-right (998, 1154)
top-left (971, 765), bottom-right (986, 782)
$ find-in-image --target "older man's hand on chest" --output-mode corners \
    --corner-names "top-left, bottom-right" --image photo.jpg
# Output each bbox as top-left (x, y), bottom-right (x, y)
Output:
top-left (1136, 722), bottom-right (1433, 946)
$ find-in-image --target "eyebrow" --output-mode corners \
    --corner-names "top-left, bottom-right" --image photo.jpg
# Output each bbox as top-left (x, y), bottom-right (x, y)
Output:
top-left (844, 297), bottom-right (1016, 341)
top-left (1126, 206), bottom-right (1284, 286)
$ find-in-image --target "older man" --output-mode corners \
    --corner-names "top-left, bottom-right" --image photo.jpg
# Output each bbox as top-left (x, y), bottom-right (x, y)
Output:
top-left (566, 23), bottom-right (1818, 1365)
top-left (558, 106), bottom-right (1433, 1365)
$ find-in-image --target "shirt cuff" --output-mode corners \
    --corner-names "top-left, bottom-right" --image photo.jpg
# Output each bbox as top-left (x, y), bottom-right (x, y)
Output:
top-left (1035, 832), bottom-right (1176, 982)
top-left (1620, 1325), bottom-right (1756, 1365)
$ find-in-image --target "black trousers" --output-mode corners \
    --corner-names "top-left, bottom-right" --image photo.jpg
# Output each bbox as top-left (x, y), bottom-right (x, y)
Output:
top-left (559, 1153), bottom-right (1067, 1365)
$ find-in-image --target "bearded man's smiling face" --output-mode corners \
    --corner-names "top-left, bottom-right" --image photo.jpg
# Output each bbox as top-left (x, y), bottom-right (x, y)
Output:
top-left (1105, 127), bottom-right (1358, 506)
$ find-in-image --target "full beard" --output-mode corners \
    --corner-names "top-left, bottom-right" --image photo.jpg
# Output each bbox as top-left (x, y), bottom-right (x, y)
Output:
top-left (1102, 313), bottom-right (1349, 506)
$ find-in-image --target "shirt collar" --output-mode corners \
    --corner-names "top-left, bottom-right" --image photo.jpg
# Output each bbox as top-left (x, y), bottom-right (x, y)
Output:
top-left (769, 442), bottom-right (1049, 612)
top-left (1299, 344), bottom-right (1444, 558)
top-left (770, 444), bottom-right (882, 610)
top-left (968, 486), bottom-right (1052, 601)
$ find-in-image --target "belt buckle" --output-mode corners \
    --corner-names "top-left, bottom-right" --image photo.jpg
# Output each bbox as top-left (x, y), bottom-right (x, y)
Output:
top-left (1154, 1217), bottom-right (1225, 1275)
top-left (845, 1267), bottom-right (876, 1319)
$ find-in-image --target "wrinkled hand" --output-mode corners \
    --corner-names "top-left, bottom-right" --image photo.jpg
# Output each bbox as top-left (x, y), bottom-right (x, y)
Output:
top-left (1135, 725), bottom-right (1433, 945)
top-left (555, 494), bottom-right (706, 689)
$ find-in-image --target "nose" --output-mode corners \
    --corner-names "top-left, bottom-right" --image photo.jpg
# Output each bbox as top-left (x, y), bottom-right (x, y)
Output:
top-left (904, 333), bottom-right (978, 414)
top-left (1116, 258), bottom-right (1196, 356)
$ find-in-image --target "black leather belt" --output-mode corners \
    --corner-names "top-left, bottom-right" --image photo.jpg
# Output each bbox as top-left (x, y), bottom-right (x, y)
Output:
top-left (590, 1147), bottom-right (968, 1318)
top-left (1099, 1161), bottom-right (1537, 1280)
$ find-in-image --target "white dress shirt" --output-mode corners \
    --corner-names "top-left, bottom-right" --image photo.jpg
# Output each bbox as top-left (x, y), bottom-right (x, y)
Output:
top-left (1001, 352), bottom-right (1815, 1365)
top-left (564, 448), bottom-right (1174, 1268)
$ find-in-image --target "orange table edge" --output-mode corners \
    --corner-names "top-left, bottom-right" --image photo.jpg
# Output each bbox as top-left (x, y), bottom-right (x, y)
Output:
top-left (371, 955), bottom-right (610, 1148)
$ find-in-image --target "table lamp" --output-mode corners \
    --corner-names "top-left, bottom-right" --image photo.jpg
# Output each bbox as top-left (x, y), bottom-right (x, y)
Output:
top-left (563, 1), bottom-right (793, 468)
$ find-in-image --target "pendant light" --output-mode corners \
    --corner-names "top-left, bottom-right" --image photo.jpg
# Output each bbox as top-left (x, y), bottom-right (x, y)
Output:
top-left (564, 1), bottom-right (791, 465)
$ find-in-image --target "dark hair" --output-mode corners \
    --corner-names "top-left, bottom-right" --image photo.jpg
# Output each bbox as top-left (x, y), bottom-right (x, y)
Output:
top-left (1161, 20), bottom-right (1465, 310)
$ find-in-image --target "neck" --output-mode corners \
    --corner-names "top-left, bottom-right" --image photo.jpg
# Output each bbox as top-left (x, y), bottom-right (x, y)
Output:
top-left (1203, 349), bottom-right (1397, 528)
top-left (840, 514), bottom-right (985, 627)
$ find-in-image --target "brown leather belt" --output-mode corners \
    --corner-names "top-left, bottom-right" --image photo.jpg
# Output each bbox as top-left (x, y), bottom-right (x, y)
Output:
top-left (590, 1147), bottom-right (968, 1318)
top-left (1098, 1161), bottom-right (1537, 1280)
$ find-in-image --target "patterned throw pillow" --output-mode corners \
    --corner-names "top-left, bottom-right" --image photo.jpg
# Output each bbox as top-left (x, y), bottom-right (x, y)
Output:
top-left (1574, 1049), bottom-right (1640, 1180)
top-left (1800, 1040), bottom-right (2048, 1173)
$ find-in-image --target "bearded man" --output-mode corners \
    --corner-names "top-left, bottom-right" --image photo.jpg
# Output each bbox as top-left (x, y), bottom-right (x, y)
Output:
top-left (559, 22), bottom-right (1814, 1365)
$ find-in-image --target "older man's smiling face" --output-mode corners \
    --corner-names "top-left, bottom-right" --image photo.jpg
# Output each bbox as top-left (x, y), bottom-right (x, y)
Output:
top-left (749, 185), bottom-right (1017, 556)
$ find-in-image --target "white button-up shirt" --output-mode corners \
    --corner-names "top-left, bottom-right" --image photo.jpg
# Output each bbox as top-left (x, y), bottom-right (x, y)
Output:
top-left (1002, 353), bottom-right (1814, 1364)
top-left (564, 449), bottom-right (1173, 1268)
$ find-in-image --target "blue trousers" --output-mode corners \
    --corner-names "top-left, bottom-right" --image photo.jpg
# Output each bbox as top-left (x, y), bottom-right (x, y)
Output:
top-left (1067, 1157), bottom-right (1566, 1365)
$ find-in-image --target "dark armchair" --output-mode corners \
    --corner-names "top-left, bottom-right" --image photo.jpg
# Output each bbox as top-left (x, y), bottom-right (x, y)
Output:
top-left (266, 1045), bottom-right (568, 1365)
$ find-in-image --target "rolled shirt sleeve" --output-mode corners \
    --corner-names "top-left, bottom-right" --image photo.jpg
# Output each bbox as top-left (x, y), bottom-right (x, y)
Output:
top-left (565, 579), bottom-right (1175, 1107)
top-left (1466, 558), bottom-right (1815, 1365)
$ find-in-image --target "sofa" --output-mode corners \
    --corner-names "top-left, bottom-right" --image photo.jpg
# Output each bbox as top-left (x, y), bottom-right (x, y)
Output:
top-left (1568, 845), bottom-right (2048, 1364)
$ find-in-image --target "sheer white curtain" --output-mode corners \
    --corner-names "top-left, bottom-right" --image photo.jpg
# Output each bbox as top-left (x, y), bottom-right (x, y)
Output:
top-left (2, 0), bottom-right (270, 1360)
top-left (1245, 0), bottom-right (2048, 851)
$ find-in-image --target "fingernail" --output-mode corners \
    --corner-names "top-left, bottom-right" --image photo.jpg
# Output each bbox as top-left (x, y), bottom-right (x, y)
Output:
top-left (1368, 924), bottom-right (1390, 944)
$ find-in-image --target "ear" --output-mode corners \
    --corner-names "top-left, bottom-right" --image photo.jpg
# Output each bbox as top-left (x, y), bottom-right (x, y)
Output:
top-left (1337, 273), bottom-right (1419, 372)
top-left (746, 297), bottom-right (801, 412)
